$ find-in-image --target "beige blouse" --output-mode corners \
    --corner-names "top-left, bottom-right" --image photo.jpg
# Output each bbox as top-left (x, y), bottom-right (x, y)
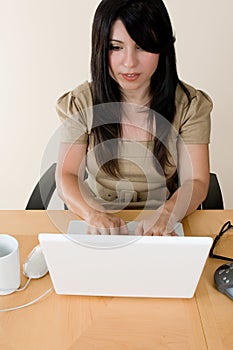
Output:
top-left (56, 81), bottom-right (212, 209)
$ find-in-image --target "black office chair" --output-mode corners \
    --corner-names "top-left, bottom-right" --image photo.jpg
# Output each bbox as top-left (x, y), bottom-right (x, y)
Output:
top-left (25, 164), bottom-right (224, 210)
top-left (26, 163), bottom-right (57, 210)
top-left (200, 173), bottom-right (224, 209)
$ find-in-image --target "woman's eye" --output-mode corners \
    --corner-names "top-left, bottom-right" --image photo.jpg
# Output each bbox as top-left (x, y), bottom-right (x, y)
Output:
top-left (109, 44), bottom-right (122, 51)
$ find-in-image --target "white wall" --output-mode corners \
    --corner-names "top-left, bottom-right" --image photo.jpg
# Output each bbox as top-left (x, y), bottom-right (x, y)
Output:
top-left (1, 0), bottom-right (233, 209)
top-left (165, 0), bottom-right (233, 209)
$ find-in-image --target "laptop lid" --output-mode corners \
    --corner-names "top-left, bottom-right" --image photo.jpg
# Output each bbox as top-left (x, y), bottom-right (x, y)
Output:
top-left (38, 222), bottom-right (212, 298)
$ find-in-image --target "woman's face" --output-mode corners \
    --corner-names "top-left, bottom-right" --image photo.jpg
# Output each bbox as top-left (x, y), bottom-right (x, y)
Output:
top-left (108, 19), bottom-right (160, 99)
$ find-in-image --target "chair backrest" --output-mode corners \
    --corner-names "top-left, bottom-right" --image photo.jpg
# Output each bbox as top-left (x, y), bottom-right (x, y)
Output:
top-left (25, 165), bottom-right (224, 210)
top-left (200, 173), bottom-right (224, 210)
top-left (26, 163), bottom-right (57, 210)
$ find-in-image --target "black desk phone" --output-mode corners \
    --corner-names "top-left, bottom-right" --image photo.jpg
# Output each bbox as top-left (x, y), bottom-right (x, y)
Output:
top-left (214, 263), bottom-right (233, 301)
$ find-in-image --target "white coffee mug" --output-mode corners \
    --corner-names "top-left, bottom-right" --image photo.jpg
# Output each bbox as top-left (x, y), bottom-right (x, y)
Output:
top-left (0, 234), bottom-right (20, 295)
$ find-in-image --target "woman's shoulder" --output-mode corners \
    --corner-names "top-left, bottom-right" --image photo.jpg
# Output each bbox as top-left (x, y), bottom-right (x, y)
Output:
top-left (71, 81), bottom-right (93, 99)
top-left (56, 81), bottom-right (93, 120)
top-left (175, 81), bottom-right (213, 107)
top-left (174, 81), bottom-right (213, 144)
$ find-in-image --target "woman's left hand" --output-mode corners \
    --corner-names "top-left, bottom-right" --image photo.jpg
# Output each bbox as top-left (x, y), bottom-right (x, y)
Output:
top-left (135, 211), bottom-right (178, 236)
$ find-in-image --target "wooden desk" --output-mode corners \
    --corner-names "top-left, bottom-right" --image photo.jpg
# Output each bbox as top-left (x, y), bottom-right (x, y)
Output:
top-left (0, 210), bottom-right (232, 350)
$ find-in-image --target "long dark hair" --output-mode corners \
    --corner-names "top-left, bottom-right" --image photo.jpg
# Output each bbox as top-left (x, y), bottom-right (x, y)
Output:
top-left (91, 0), bottom-right (190, 182)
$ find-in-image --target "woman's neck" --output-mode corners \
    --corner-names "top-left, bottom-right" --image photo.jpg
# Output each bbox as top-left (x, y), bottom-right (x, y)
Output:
top-left (121, 88), bottom-right (152, 107)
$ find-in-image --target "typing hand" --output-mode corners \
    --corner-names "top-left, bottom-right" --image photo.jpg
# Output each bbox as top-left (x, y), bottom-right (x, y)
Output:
top-left (135, 212), bottom-right (178, 236)
top-left (86, 212), bottom-right (128, 235)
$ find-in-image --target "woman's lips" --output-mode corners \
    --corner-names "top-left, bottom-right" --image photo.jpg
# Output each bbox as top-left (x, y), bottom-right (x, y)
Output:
top-left (121, 73), bottom-right (140, 81)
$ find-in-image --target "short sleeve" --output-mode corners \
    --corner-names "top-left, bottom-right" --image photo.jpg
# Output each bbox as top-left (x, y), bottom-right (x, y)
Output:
top-left (178, 89), bottom-right (213, 144)
top-left (56, 81), bottom-right (93, 144)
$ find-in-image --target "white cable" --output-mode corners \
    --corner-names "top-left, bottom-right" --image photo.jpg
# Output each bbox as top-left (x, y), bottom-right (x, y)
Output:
top-left (0, 278), bottom-right (32, 295)
top-left (0, 287), bottom-right (54, 312)
top-left (15, 278), bottom-right (32, 292)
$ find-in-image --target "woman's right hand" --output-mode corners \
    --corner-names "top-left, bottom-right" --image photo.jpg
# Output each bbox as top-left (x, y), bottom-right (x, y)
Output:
top-left (85, 211), bottom-right (128, 235)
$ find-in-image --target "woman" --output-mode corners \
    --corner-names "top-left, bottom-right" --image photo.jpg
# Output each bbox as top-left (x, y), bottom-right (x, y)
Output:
top-left (56, 0), bottom-right (212, 235)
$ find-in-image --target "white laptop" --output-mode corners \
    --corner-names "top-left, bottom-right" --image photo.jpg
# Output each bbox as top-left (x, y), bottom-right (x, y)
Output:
top-left (38, 221), bottom-right (212, 298)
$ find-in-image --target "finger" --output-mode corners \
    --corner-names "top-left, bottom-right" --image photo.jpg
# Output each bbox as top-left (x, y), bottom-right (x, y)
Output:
top-left (119, 225), bottom-right (129, 235)
top-left (161, 230), bottom-right (178, 236)
top-left (142, 225), bottom-right (158, 236)
top-left (110, 225), bottom-right (121, 235)
top-left (109, 219), bottom-right (128, 235)
top-left (169, 230), bottom-right (178, 237)
top-left (135, 221), bottom-right (144, 236)
top-left (144, 228), bottom-right (164, 236)
top-left (144, 229), bottom-right (160, 236)
top-left (87, 225), bottom-right (100, 235)
top-left (98, 227), bottom-right (110, 235)
top-left (119, 220), bottom-right (129, 235)
top-left (144, 231), bottom-right (155, 236)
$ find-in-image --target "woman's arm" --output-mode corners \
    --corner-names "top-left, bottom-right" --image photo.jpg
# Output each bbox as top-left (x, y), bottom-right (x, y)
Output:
top-left (135, 144), bottom-right (210, 236)
top-left (56, 143), bottom-right (127, 234)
